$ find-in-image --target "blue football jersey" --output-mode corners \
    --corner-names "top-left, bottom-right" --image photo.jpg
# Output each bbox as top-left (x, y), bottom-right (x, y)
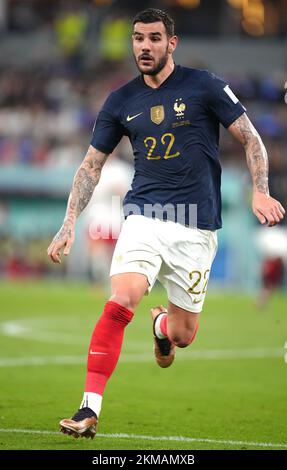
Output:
top-left (91, 65), bottom-right (246, 229)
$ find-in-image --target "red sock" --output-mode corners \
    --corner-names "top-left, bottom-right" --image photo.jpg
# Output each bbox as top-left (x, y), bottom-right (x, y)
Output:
top-left (85, 301), bottom-right (133, 395)
top-left (159, 314), bottom-right (168, 337)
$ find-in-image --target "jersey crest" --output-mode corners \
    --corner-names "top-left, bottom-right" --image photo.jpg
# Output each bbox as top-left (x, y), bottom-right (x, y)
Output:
top-left (174, 99), bottom-right (186, 118)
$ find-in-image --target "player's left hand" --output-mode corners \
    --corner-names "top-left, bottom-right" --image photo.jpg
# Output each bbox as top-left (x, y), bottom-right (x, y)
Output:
top-left (252, 191), bottom-right (285, 227)
top-left (47, 223), bottom-right (75, 264)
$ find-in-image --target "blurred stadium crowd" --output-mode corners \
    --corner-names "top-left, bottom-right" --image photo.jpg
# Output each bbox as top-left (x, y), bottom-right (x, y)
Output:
top-left (0, 66), bottom-right (286, 168)
top-left (0, 0), bottom-right (287, 292)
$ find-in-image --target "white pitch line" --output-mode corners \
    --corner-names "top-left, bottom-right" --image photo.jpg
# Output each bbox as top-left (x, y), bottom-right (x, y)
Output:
top-left (0, 320), bottom-right (83, 345)
top-left (0, 356), bottom-right (86, 367)
top-left (0, 428), bottom-right (286, 449)
top-left (0, 347), bottom-right (284, 368)
top-left (0, 318), bottom-right (285, 359)
top-left (0, 318), bottom-right (284, 365)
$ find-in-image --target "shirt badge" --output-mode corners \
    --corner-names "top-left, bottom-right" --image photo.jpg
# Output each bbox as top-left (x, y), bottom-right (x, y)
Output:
top-left (174, 98), bottom-right (186, 119)
top-left (150, 105), bottom-right (165, 125)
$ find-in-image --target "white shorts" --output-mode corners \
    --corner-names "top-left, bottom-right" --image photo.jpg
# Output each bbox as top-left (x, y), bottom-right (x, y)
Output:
top-left (110, 215), bottom-right (218, 313)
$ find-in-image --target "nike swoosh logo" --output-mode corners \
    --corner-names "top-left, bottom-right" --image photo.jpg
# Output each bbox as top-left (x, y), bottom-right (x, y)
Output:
top-left (193, 298), bottom-right (203, 304)
top-left (89, 351), bottom-right (108, 355)
top-left (126, 112), bottom-right (143, 122)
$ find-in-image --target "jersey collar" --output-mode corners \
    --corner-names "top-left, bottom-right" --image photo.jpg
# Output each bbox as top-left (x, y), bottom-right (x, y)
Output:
top-left (140, 64), bottom-right (180, 90)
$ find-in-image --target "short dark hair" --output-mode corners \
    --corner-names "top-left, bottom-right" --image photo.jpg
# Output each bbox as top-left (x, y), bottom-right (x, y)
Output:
top-left (133, 8), bottom-right (175, 38)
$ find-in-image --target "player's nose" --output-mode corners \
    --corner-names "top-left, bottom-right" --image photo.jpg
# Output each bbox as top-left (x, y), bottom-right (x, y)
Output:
top-left (141, 39), bottom-right (151, 51)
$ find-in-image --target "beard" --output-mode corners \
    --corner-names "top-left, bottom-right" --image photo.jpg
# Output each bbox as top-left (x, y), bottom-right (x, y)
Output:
top-left (134, 47), bottom-right (169, 76)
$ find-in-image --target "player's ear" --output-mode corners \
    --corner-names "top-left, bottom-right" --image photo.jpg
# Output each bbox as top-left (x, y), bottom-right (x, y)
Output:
top-left (168, 35), bottom-right (178, 53)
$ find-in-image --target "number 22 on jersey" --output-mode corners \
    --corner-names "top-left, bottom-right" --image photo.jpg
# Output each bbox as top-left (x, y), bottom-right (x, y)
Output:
top-left (144, 133), bottom-right (180, 160)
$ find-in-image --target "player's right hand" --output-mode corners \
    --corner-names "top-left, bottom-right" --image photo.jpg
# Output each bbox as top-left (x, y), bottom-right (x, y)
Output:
top-left (47, 224), bottom-right (75, 264)
top-left (252, 191), bottom-right (285, 227)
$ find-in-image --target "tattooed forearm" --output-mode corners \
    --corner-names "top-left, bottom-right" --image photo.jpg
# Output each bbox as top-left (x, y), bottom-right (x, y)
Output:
top-left (245, 135), bottom-right (269, 194)
top-left (74, 167), bottom-right (100, 216)
top-left (228, 113), bottom-right (269, 194)
top-left (63, 146), bottom-right (108, 226)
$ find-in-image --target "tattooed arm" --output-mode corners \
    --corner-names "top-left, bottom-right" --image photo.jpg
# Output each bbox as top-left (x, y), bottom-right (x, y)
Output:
top-left (47, 145), bottom-right (108, 263)
top-left (228, 113), bottom-right (285, 226)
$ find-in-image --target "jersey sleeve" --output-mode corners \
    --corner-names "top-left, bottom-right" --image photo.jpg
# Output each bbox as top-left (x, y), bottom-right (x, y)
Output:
top-left (206, 73), bottom-right (246, 128)
top-left (90, 92), bottom-right (125, 154)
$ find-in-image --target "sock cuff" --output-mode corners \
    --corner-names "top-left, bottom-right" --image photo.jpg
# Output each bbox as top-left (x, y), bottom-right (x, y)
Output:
top-left (81, 392), bottom-right (102, 417)
top-left (104, 300), bottom-right (134, 324)
top-left (154, 312), bottom-right (168, 339)
top-left (160, 313), bottom-right (168, 337)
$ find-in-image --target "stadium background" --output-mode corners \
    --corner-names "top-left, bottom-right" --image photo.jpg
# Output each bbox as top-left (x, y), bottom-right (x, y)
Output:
top-left (0, 0), bottom-right (287, 451)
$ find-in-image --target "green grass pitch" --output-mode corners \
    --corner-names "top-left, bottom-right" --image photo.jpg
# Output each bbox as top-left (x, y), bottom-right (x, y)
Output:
top-left (0, 281), bottom-right (286, 450)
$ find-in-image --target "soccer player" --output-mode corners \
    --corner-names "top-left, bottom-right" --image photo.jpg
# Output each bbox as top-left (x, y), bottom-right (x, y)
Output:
top-left (47, 8), bottom-right (285, 438)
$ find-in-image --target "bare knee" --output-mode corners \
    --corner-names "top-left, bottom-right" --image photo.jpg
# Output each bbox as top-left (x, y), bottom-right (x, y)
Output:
top-left (170, 327), bottom-right (197, 348)
top-left (171, 336), bottom-right (191, 348)
top-left (109, 293), bottom-right (139, 312)
top-left (110, 273), bottom-right (148, 312)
